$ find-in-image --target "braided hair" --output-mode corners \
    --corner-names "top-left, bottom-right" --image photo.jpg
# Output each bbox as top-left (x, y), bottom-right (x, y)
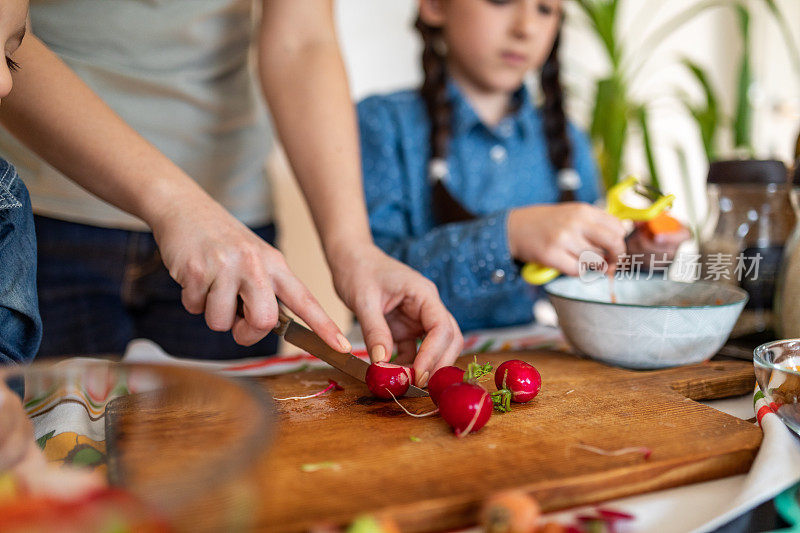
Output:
top-left (415, 16), bottom-right (577, 225)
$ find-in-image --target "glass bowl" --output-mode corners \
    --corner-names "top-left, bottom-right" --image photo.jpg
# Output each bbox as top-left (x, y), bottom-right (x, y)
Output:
top-left (4, 359), bottom-right (274, 531)
top-left (754, 339), bottom-right (800, 434)
top-left (545, 277), bottom-right (748, 369)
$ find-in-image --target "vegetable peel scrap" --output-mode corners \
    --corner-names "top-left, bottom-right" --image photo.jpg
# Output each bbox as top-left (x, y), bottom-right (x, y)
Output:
top-left (301, 462), bottom-right (341, 473)
top-left (274, 379), bottom-right (343, 401)
top-left (409, 436), bottom-right (421, 442)
top-left (387, 390), bottom-right (438, 418)
top-left (455, 391), bottom-right (489, 438)
top-left (576, 443), bottom-right (652, 460)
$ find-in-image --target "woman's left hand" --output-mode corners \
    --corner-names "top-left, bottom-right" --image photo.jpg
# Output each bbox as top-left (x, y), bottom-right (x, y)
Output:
top-left (329, 244), bottom-right (463, 388)
top-left (626, 223), bottom-right (692, 269)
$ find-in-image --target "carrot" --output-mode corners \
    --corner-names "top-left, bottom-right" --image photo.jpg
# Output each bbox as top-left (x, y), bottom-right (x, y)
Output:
top-left (645, 212), bottom-right (683, 235)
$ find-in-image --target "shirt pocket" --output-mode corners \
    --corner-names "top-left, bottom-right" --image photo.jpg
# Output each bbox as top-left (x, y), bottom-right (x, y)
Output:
top-left (0, 165), bottom-right (23, 211)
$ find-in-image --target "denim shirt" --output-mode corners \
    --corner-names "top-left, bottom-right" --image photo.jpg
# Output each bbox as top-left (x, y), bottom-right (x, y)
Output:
top-left (0, 159), bottom-right (41, 364)
top-left (358, 82), bottom-right (600, 331)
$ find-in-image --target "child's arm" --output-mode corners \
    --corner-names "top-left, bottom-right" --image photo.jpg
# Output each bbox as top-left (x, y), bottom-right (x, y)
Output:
top-left (360, 98), bottom-right (534, 328)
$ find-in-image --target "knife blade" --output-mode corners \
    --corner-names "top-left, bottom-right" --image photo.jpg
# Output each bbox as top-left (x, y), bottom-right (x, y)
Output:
top-left (273, 310), bottom-right (428, 397)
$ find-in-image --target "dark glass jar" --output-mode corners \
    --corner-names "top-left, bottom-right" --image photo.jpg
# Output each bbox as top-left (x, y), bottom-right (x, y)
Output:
top-left (775, 161), bottom-right (800, 338)
top-left (700, 160), bottom-right (794, 339)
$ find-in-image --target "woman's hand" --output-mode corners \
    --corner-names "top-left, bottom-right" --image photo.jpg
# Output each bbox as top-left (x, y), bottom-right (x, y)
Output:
top-left (329, 244), bottom-right (463, 387)
top-left (626, 222), bottom-right (691, 269)
top-left (150, 195), bottom-right (350, 354)
top-left (507, 203), bottom-right (627, 276)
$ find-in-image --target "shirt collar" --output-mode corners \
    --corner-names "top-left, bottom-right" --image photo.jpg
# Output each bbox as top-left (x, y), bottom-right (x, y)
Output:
top-left (447, 79), bottom-right (539, 139)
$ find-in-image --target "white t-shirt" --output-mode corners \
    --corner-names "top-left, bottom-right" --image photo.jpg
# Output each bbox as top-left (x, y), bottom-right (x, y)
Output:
top-left (0, 0), bottom-right (274, 230)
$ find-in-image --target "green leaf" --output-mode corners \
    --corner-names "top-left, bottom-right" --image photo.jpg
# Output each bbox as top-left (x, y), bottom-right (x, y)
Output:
top-left (679, 59), bottom-right (720, 161)
top-left (733, 4), bottom-right (753, 152)
top-left (590, 76), bottom-right (629, 190)
top-left (636, 106), bottom-right (661, 192)
top-left (763, 0), bottom-right (800, 79)
top-left (625, 0), bottom-right (743, 78)
top-left (674, 144), bottom-right (701, 242)
top-left (574, 0), bottom-right (620, 66)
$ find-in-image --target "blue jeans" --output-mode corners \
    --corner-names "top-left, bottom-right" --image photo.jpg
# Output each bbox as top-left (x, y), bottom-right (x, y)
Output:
top-left (34, 216), bottom-right (278, 359)
top-left (0, 161), bottom-right (41, 365)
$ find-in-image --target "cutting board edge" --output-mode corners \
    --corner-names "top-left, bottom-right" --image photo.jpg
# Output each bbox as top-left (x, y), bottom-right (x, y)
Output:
top-left (265, 445), bottom-right (761, 533)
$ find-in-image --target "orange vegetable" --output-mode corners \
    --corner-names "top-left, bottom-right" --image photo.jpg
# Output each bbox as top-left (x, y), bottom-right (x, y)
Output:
top-left (644, 212), bottom-right (683, 236)
top-left (481, 490), bottom-right (541, 533)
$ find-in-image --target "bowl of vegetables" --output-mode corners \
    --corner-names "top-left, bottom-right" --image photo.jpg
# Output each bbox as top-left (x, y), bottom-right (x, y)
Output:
top-left (754, 339), bottom-right (800, 435)
top-left (2, 360), bottom-right (274, 532)
top-left (544, 277), bottom-right (748, 369)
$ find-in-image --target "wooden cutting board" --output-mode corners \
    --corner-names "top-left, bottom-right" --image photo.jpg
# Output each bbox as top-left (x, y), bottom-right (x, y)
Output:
top-left (254, 350), bottom-right (760, 532)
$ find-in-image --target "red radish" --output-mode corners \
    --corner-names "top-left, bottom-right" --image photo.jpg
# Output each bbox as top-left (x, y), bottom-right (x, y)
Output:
top-left (427, 366), bottom-right (465, 406)
top-left (494, 360), bottom-right (541, 403)
top-left (438, 383), bottom-right (492, 437)
top-left (365, 362), bottom-right (414, 399)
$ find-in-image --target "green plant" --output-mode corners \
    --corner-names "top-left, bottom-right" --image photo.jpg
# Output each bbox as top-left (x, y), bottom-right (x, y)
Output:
top-left (574, 0), bottom-right (800, 192)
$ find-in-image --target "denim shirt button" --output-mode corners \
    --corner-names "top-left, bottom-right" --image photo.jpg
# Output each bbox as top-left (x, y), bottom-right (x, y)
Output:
top-left (490, 145), bottom-right (507, 163)
top-left (491, 268), bottom-right (506, 284)
top-left (498, 121), bottom-right (514, 138)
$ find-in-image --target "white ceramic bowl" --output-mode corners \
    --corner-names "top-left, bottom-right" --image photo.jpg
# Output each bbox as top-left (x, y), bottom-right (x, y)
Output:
top-left (544, 277), bottom-right (748, 369)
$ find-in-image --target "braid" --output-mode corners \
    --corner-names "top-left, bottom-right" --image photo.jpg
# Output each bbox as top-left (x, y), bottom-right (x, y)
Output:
top-left (415, 17), bottom-right (475, 224)
top-left (540, 30), bottom-right (577, 202)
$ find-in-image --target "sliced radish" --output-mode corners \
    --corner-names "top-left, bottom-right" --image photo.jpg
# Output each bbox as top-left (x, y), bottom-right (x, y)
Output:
top-left (365, 362), bottom-right (414, 399)
top-left (427, 366), bottom-right (465, 406)
top-left (494, 360), bottom-right (542, 403)
top-left (438, 382), bottom-right (492, 436)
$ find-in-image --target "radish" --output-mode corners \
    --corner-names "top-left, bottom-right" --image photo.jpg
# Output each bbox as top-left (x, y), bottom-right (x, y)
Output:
top-left (494, 360), bottom-right (541, 403)
top-left (365, 362), bottom-right (414, 399)
top-left (428, 358), bottom-right (493, 406)
top-left (438, 382), bottom-right (492, 437)
top-left (427, 366), bottom-right (465, 406)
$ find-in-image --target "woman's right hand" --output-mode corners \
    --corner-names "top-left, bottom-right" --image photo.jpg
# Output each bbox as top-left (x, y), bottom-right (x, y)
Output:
top-left (149, 194), bottom-right (350, 353)
top-left (507, 202), bottom-right (627, 276)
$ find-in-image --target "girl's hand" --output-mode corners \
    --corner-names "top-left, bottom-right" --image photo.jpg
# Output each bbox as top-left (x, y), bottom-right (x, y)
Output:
top-left (507, 203), bottom-right (627, 276)
top-left (626, 222), bottom-right (691, 269)
top-left (329, 244), bottom-right (463, 388)
top-left (150, 195), bottom-right (350, 353)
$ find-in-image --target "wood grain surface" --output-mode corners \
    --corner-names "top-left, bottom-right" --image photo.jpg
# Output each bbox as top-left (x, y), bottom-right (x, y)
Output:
top-left (253, 350), bottom-right (760, 532)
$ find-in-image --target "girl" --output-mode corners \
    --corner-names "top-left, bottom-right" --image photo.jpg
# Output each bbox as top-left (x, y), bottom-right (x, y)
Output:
top-left (0, 1), bottom-right (461, 381)
top-left (359, 0), bottom-right (687, 331)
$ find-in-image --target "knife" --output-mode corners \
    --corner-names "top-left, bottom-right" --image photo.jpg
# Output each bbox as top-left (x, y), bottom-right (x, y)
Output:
top-left (273, 309), bottom-right (429, 397)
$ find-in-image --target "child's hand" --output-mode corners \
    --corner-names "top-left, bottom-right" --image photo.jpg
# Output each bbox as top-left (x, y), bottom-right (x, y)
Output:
top-left (0, 381), bottom-right (34, 473)
top-left (0, 380), bottom-right (104, 499)
top-left (626, 221), bottom-right (691, 269)
top-left (507, 203), bottom-right (627, 276)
